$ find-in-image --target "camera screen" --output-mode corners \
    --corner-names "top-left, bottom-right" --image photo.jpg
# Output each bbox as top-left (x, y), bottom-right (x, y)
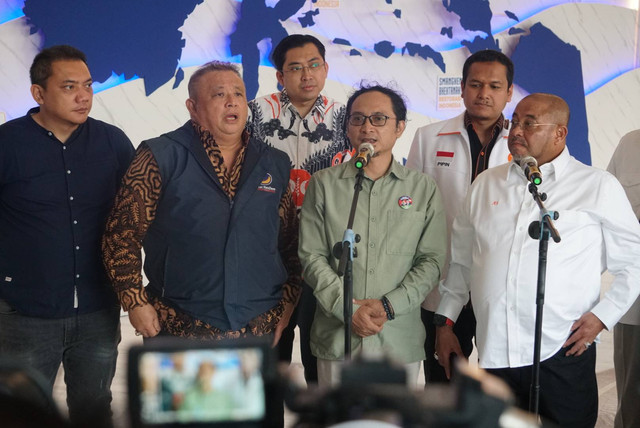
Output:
top-left (136, 347), bottom-right (266, 425)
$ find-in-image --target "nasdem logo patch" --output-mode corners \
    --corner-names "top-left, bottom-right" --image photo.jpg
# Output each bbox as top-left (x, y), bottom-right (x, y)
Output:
top-left (258, 173), bottom-right (276, 193)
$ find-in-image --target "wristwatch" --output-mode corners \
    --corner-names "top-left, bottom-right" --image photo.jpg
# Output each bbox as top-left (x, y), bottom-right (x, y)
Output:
top-left (433, 313), bottom-right (455, 327)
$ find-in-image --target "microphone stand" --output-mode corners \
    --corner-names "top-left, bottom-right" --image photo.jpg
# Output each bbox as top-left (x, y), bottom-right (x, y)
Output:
top-left (332, 168), bottom-right (365, 360)
top-left (526, 182), bottom-right (561, 417)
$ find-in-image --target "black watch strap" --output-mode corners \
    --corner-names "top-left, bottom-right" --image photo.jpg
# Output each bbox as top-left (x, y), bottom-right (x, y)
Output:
top-left (433, 313), bottom-right (454, 327)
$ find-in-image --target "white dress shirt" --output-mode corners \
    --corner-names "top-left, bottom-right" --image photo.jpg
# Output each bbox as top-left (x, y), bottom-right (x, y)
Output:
top-left (406, 112), bottom-right (511, 310)
top-left (438, 147), bottom-right (640, 368)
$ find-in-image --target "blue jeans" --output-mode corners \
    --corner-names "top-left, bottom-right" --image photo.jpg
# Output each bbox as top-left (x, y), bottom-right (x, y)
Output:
top-left (0, 300), bottom-right (121, 428)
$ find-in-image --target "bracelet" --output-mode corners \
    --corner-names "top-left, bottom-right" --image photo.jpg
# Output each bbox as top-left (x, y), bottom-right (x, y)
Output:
top-left (381, 296), bottom-right (395, 321)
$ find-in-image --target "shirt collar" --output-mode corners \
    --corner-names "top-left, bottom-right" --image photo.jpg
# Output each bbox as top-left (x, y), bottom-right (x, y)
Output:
top-left (463, 111), bottom-right (509, 138)
top-left (341, 156), bottom-right (408, 180)
top-left (280, 89), bottom-right (327, 119)
top-left (507, 146), bottom-right (571, 183)
top-left (27, 106), bottom-right (85, 142)
top-left (191, 120), bottom-right (250, 147)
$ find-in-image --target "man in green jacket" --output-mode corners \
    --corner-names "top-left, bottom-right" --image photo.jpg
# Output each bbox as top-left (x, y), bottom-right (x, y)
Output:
top-left (299, 84), bottom-right (447, 387)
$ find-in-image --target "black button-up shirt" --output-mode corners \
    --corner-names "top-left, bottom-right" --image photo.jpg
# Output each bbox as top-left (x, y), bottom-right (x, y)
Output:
top-left (0, 108), bottom-right (135, 317)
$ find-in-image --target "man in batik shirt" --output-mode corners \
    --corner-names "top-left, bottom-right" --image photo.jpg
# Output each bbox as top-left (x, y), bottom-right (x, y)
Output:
top-left (249, 34), bottom-right (351, 383)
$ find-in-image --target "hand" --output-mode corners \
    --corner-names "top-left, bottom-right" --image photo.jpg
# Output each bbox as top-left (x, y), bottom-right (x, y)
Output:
top-left (353, 298), bottom-right (387, 321)
top-left (351, 299), bottom-right (387, 338)
top-left (129, 303), bottom-right (161, 338)
top-left (435, 325), bottom-right (465, 379)
top-left (272, 300), bottom-right (296, 347)
top-left (563, 312), bottom-right (605, 356)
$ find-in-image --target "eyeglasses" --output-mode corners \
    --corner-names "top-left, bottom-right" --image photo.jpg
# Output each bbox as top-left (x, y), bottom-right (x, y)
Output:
top-left (283, 62), bottom-right (325, 74)
top-left (348, 114), bottom-right (394, 127)
top-left (511, 119), bottom-right (558, 132)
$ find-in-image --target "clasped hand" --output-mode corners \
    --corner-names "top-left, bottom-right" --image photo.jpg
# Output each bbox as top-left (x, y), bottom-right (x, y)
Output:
top-left (351, 298), bottom-right (387, 337)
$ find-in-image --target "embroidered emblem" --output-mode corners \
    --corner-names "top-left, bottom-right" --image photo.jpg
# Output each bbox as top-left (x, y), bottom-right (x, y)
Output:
top-left (398, 196), bottom-right (413, 209)
top-left (436, 151), bottom-right (454, 157)
top-left (258, 173), bottom-right (276, 193)
top-left (436, 150), bottom-right (454, 167)
top-left (261, 173), bottom-right (272, 186)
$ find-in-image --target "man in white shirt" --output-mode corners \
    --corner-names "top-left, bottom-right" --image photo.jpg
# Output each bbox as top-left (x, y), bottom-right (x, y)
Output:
top-left (406, 50), bottom-right (513, 383)
top-left (607, 130), bottom-right (640, 428)
top-left (436, 93), bottom-right (640, 427)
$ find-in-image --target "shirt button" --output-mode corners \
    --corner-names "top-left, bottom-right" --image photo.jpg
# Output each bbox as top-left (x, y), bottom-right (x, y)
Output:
top-left (67, 170), bottom-right (71, 174)
top-left (75, 246), bottom-right (80, 250)
top-left (372, 191), bottom-right (377, 196)
top-left (371, 217), bottom-right (376, 222)
top-left (368, 269), bottom-right (375, 275)
top-left (76, 274), bottom-right (80, 278)
top-left (63, 146), bottom-right (67, 150)
top-left (69, 196), bottom-right (74, 201)
top-left (48, 132), bottom-right (52, 136)
top-left (369, 242), bottom-right (375, 248)
top-left (73, 220), bottom-right (78, 224)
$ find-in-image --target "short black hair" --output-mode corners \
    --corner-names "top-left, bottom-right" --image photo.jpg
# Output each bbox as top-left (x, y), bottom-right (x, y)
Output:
top-left (29, 45), bottom-right (88, 88)
top-left (344, 83), bottom-right (407, 133)
top-left (271, 34), bottom-right (326, 71)
top-left (462, 50), bottom-right (514, 88)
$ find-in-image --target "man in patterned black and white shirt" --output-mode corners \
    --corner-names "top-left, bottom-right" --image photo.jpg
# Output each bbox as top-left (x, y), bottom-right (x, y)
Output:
top-left (249, 34), bottom-right (352, 384)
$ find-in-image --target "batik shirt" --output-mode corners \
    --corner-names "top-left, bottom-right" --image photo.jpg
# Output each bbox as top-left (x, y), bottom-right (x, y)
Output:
top-left (249, 90), bottom-right (353, 210)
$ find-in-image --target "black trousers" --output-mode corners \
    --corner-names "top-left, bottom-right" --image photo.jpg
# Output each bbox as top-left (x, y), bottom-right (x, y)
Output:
top-left (422, 306), bottom-right (476, 383)
top-left (486, 344), bottom-right (598, 428)
top-left (277, 282), bottom-right (317, 384)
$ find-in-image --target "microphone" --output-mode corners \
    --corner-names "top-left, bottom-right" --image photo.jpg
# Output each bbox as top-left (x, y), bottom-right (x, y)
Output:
top-left (354, 143), bottom-right (374, 169)
top-left (518, 156), bottom-right (542, 185)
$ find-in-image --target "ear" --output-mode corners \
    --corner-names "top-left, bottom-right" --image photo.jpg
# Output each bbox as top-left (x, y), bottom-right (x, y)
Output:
top-left (395, 119), bottom-right (406, 139)
top-left (30, 84), bottom-right (44, 105)
top-left (506, 84), bottom-right (514, 102)
top-left (460, 80), bottom-right (466, 98)
top-left (276, 70), bottom-right (285, 87)
top-left (555, 124), bottom-right (568, 142)
top-left (185, 98), bottom-right (197, 118)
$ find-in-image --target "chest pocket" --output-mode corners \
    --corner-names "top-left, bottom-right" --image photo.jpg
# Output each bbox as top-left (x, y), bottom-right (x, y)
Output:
top-left (386, 211), bottom-right (425, 255)
top-left (553, 209), bottom-right (596, 251)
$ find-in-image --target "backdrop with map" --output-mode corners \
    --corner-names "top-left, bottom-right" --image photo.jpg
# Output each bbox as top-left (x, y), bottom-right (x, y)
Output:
top-left (1, 0), bottom-right (639, 168)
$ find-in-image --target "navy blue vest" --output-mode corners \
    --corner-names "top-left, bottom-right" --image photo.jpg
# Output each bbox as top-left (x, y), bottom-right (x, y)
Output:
top-left (144, 122), bottom-right (290, 331)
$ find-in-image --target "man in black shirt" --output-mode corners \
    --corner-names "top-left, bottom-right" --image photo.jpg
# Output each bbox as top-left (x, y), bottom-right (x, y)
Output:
top-left (0, 45), bottom-right (134, 427)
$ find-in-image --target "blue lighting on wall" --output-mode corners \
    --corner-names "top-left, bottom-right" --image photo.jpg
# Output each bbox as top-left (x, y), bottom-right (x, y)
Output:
top-left (491, 4), bottom-right (558, 34)
top-left (585, 67), bottom-right (635, 95)
top-left (0, 5), bottom-right (25, 24)
top-left (93, 72), bottom-right (140, 94)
